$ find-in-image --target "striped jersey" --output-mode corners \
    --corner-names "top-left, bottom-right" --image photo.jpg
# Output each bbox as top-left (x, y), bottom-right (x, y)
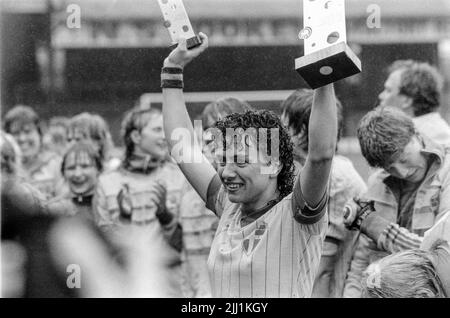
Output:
top-left (207, 185), bottom-right (328, 298)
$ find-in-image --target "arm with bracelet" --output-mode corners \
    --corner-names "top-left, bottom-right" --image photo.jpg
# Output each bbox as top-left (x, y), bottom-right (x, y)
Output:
top-left (292, 84), bottom-right (337, 224)
top-left (343, 197), bottom-right (423, 253)
top-left (161, 34), bottom-right (219, 211)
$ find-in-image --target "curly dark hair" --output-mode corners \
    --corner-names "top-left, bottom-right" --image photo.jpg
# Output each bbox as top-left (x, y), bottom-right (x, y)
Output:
top-left (388, 60), bottom-right (443, 116)
top-left (201, 97), bottom-right (253, 129)
top-left (214, 110), bottom-right (295, 200)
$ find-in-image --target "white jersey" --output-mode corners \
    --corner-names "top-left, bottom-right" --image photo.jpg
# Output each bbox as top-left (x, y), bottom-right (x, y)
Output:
top-left (207, 186), bottom-right (328, 298)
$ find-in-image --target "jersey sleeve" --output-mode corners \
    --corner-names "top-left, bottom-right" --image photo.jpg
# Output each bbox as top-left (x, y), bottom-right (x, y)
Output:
top-left (291, 172), bottom-right (329, 225)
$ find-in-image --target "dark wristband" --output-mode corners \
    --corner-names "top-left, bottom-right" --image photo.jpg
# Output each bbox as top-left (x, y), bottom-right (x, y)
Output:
top-left (161, 79), bottom-right (183, 89)
top-left (161, 67), bottom-right (183, 74)
top-left (349, 200), bottom-right (376, 230)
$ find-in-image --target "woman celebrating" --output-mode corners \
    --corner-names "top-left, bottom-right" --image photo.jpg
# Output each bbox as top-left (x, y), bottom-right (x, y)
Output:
top-left (3, 105), bottom-right (63, 199)
top-left (45, 141), bottom-right (102, 221)
top-left (162, 33), bottom-right (338, 297)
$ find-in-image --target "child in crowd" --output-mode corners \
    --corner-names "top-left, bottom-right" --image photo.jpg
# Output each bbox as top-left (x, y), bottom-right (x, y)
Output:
top-left (67, 112), bottom-right (121, 172)
top-left (93, 106), bottom-right (186, 297)
top-left (45, 141), bottom-right (102, 222)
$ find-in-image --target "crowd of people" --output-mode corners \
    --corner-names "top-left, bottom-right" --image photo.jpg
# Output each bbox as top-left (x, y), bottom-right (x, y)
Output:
top-left (1, 33), bottom-right (450, 298)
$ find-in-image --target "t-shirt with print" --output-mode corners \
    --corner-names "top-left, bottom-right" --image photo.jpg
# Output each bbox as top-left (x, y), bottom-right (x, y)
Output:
top-left (205, 174), bottom-right (328, 298)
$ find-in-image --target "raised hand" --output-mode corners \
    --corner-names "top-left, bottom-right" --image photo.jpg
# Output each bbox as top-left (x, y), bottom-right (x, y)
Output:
top-left (164, 32), bottom-right (209, 68)
top-left (151, 180), bottom-right (176, 227)
top-left (153, 180), bottom-right (167, 215)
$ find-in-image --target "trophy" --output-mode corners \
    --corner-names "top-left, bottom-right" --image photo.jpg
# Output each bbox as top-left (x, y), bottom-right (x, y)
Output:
top-left (157, 0), bottom-right (202, 50)
top-left (295, 0), bottom-right (362, 89)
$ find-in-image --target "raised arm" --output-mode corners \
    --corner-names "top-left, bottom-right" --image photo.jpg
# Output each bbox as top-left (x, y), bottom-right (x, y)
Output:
top-left (162, 33), bottom-right (217, 202)
top-left (297, 84), bottom-right (337, 208)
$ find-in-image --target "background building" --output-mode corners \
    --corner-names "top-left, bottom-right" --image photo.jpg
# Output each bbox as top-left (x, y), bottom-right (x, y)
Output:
top-left (2, 0), bottom-right (450, 179)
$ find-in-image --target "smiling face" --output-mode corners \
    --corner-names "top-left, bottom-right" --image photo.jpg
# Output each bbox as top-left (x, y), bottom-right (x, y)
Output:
top-left (384, 136), bottom-right (428, 183)
top-left (133, 113), bottom-right (168, 160)
top-left (9, 122), bottom-right (41, 161)
top-left (215, 137), bottom-right (279, 210)
top-left (63, 150), bottom-right (99, 196)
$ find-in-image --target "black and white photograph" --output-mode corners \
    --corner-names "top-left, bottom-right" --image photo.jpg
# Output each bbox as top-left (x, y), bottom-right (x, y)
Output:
top-left (1, 0), bottom-right (450, 302)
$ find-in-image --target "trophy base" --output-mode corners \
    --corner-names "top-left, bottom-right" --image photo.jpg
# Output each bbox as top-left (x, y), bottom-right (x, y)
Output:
top-left (169, 35), bottom-right (202, 51)
top-left (295, 42), bottom-right (362, 89)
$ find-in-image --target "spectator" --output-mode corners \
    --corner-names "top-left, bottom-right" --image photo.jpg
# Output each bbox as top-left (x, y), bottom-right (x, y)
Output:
top-left (1, 130), bottom-right (72, 297)
top-left (67, 112), bottom-right (121, 172)
top-left (361, 241), bottom-right (450, 298)
top-left (45, 142), bottom-right (102, 222)
top-left (42, 116), bottom-right (70, 156)
top-left (3, 105), bottom-right (63, 199)
top-left (1, 131), bottom-right (23, 177)
top-left (1, 132), bottom-right (167, 297)
top-left (93, 106), bottom-right (186, 297)
top-left (343, 106), bottom-right (450, 297)
top-left (379, 60), bottom-right (450, 145)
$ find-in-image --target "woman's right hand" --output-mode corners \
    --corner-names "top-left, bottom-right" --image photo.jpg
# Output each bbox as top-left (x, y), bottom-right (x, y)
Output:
top-left (164, 32), bottom-right (209, 68)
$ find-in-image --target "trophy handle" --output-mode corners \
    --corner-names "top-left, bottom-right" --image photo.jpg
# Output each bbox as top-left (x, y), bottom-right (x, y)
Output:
top-left (169, 35), bottom-right (203, 51)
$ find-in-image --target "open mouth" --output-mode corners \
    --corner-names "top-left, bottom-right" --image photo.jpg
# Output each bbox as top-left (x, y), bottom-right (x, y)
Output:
top-left (225, 182), bottom-right (244, 192)
top-left (70, 180), bottom-right (87, 187)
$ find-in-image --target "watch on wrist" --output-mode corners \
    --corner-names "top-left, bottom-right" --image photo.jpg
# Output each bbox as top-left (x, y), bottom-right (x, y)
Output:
top-left (349, 199), bottom-right (376, 231)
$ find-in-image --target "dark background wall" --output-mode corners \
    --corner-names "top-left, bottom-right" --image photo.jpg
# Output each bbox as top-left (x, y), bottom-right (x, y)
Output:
top-left (1, 13), bottom-right (49, 107)
top-left (1, 13), bottom-right (439, 146)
